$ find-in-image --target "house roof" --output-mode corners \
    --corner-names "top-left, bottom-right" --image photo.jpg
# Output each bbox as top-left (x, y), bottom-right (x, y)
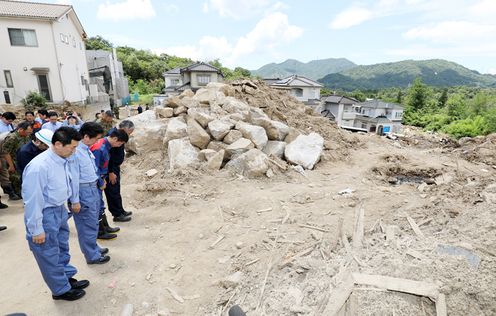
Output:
top-left (359, 99), bottom-right (403, 110)
top-left (322, 95), bottom-right (358, 105)
top-left (0, 0), bottom-right (86, 37)
top-left (163, 67), bottom-right (181, 76)
top-left (180, 62), bottom-right (223, 76)
top-left (270, 75), bottom-right (323, 88)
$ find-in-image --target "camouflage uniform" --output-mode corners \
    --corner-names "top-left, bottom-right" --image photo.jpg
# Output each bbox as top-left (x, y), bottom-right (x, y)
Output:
top-left (1, 132), bottom-right (30, 195)
top-left (97, 119), bottom-right (117, 136)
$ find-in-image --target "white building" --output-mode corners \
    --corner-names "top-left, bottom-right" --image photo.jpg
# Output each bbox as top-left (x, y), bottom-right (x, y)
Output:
top-left (321, 96), bottom-right (404, 134)
top-left (0, 0), bottom-right (89, 105)
top-left (268, 75), bottom-right (322, 105)
top-left (163, 62), bottom-right (224, 96)
top-left (86, 49), bottom-right (129, 105)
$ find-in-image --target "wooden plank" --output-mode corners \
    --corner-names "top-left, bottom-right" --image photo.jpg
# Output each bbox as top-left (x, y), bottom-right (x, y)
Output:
top-left (353, 206), bottom-right (365, 250)
top-left (352, 273), bottom-right (439, 299)
top-left (278, 242), bottom-right (320, 269)
top-left (407, 216), bottom-right (426, 239)
top-left (322, 271), bottom-right (355, 315)
top-left (298, 224), bottom-right (330, 233)
top-left (436, 294), bottom-right (447, 316)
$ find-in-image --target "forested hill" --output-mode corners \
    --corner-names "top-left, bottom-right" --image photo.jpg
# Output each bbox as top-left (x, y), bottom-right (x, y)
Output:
top-left (252, 58), bottom-right (356, 80)
top-left (318, 59), bottom-right (496, 91)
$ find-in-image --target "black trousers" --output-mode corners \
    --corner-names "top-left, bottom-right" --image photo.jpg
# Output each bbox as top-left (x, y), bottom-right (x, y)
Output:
top-left (104, 169), bottom-right (125, 217)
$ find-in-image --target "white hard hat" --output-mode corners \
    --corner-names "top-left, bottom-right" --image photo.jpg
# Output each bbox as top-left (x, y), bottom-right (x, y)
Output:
top-left (35, 129), bottom-right (53, 146)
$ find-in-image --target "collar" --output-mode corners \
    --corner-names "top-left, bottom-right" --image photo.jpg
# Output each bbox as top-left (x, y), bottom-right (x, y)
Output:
top-left (47, 148), bottom-right (67, 164)
top-left (79, 141), bottom-right (89, 151)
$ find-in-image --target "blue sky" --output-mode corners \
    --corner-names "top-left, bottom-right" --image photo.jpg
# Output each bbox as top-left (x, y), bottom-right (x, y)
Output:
top-left (42, 0), bottom-right (496, 74)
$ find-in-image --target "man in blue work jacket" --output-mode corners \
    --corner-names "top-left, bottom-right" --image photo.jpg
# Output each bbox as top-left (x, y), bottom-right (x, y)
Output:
top-left (69, 122), bottom-right (111, 264)
top-left (22, 127), bottom-right (88, 301)
top-left (90, 129), bottom-right (129, 240)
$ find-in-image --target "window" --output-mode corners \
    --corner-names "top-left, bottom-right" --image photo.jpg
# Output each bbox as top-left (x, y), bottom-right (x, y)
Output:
top-left (4, 71), bottom-right (13, 88)
top-left (197, 74), bottom-right (211, 86)
top-left (292, 88), bottom-right (303, 97)
top-left (8, 28), bottom-right (38, 47)
top-left (171, 78), bottom-right (180, 85)
top-left (395, 112), bottom-right (403, 119)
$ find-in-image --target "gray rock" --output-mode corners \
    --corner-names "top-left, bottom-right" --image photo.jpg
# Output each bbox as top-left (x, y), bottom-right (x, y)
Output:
top-left (236, 122), bottom-right (268, 149)
top-left (226, 149), bottom-right (269, 177)
top-left (187, 108), bottom-right (215, 128)
top-left (207, 149), bottom-right (225, 170)
top-left (168, 138), bottom-right (199, 171)
top-left (208, 119), bottom-right (234, 141)
top-left (263, 141), bottom-right (286, 159)
top-left (164, 117), bottom-right (188, 144)
top-left (226, 138), bottom-right (254, 158)
top-left (199, 149), bottom-right (217, 161)
top-left (173, 106), bottom-right (188, 116)
top-left (155, 107), bottom-right (173, 118)
top-left (187, 118), bottom-right (210, 149)
top-left (285, 133), bottom-right (324, 169)
top-left (223, 130), bottom-right (243, 145)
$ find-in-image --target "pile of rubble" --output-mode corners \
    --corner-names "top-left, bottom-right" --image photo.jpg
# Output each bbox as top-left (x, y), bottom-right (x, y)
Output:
top-left (128, 81), bottom-right (353, 177)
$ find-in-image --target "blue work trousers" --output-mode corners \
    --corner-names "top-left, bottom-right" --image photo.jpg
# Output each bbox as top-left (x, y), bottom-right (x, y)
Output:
top-left (73, 182), bottom-right (101, 262)
top-left (27, 205), bottom-right (77, 296)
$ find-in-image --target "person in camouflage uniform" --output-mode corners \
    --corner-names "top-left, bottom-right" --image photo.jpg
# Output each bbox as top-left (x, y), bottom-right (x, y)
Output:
top-left (96, 110), bottom-right (117, 136)
top-left (1, 121), bottom-right (33, 195)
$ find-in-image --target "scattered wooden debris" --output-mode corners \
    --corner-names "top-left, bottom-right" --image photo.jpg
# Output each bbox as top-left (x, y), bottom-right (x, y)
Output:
top-left (166, 287), bottom-right (185, 303)
top-left (209, 235), bottom-right (225, 249)
top-left (278, 242), bottom-right (320, 269)
top-left (407, 216), bottom-right (426, 239)
top-left (256, 207), bottom-right (273, 214)
top-left (352, 205), bottom-right (365, 250)
top-left (298, 224), bottom-right (329, 233)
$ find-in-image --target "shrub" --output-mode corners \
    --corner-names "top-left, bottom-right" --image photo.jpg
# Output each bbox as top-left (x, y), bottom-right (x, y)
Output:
top-left (21, 91), bottom-right (47, 110)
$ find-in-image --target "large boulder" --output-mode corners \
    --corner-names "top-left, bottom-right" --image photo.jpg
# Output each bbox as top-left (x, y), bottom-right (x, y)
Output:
top-left (199, 149), bottom-right (217, 161)
top-left (285, 133), bottom-right (324, 169)
top-left (236, 122), bottom-right (268, 149)
top-left (207, 149), bottom-right (225, 171)
top-left (173, 106), bottom-right (188, 116)
top-left (127, 111), bottom-right (167, 154)
top-left (187, 108), bottom-right (215, 128)
top-left (263, 141), bottom-right (286, 159)
top-left (225, 138), bottom-right (255, 158)
top-left (226, 149), bottom-right (269, 178)
top-left (164, 117), bottom-right (187, 144)
top-left (222, 97), bottom-right (250, 120)
top-left (155, 107), bottom-right (174, 119)
top-left (166, 96), bottom-right (183, 108)
top-left (252, 118), bottom-right (290, 141)
top-left (179, 89), bottom-right (195, 98)
top-left (207, 141), bottom-right (228, 153)
top-left (193, 88), bottom-right (225, 105)
top-left (168, 138), bottom-right (200, 171)
top-left (208, 120), bottom-right (234, 141)
top-left (223, 130), bottom-right (243, 145)
top-left (248, 108), bottom-right (270, 124)
top-left (187, 118), bottom-right (210, 149)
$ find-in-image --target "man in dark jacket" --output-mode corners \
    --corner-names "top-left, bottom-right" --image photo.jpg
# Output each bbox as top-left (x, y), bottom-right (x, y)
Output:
top-left (16, 129), bottom-right (53, 177)
top-left (105, 120), bottom-right (134, 222)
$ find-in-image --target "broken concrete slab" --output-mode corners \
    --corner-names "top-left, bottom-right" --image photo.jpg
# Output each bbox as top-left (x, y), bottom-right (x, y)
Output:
top-left (284, 132), bottom-right (324, 169)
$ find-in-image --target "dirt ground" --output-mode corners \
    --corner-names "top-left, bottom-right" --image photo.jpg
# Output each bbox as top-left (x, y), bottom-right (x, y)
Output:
top-left (1, 127), bottom-right (495, 315)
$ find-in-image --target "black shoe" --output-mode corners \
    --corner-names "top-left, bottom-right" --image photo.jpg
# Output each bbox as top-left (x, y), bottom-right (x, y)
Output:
top-left (8, 193), bottom-right (21, 201)
top-left (97, 232), bottom-right (117, 240)
top-left (122, 210), bottom-right (133, 216)
top-left (0, 202), bottom-right (8, 209)
top-left (52, 288), bottom-right (86, 301)
top-left (100, 247), bottom-right (109, 255)
top-left (0, 226), bottom-right (6, 231)
top-left (113, 214), bottom-right (132, 222)
top-left (69, 278), bottom-right (90, 290)
top-left (101, 214), bottom-right (120, 232)
top-left (87, 255), bottom-right (110, 264)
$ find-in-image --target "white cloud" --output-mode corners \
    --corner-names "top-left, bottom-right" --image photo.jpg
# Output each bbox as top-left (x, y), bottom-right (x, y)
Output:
top-left (470, 0), bottom-right (496, 16)
top-left (329, 6), bottom-right (374, 30)
top-left (404, 21), bottom-right (496, 43)
top-left (97, 0), bottom-right (156, 22)
top-left (153, 12), bottom-right (302, 67)
top-left (487, 68), bottom-right (496, 75)
top-left (204, 0), bottom-right (275, 19)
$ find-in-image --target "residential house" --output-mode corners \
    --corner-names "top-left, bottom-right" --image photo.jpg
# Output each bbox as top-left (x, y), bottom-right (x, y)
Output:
top-left (0, 0), bottom-right (90, 105)
top-left (321, 96), bottom-right (404, 134)
top-left (86, 49), bottom-right (130, 105)
top-left (267, 75), bottom-right (322, 105)
top-left (163, 62), bottom-right (224, 95)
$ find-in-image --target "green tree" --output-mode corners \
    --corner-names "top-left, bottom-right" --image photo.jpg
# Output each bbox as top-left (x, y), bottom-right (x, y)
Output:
top-left (395, 90), bottom-right (403, 104)
top-left (445, 94), bottom-right (467, 119)
top-left (406, 78), bottom-right (428, 111)
top-left (85, 36), bottom-right (113, 51)
top-left (438, 88), bottom-right (448, 108)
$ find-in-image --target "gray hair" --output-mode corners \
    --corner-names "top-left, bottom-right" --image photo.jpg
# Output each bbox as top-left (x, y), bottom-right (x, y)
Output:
top-left (119, 120), bottom-right (135, 130)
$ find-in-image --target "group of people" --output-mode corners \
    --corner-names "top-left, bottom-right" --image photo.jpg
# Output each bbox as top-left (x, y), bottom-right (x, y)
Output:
top-left (0, 108), bottom-right (136, 301)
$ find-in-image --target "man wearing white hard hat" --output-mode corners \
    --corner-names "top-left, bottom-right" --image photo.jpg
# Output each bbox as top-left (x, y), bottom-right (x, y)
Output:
top-left (16, 129), bottom-right (53, 177)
